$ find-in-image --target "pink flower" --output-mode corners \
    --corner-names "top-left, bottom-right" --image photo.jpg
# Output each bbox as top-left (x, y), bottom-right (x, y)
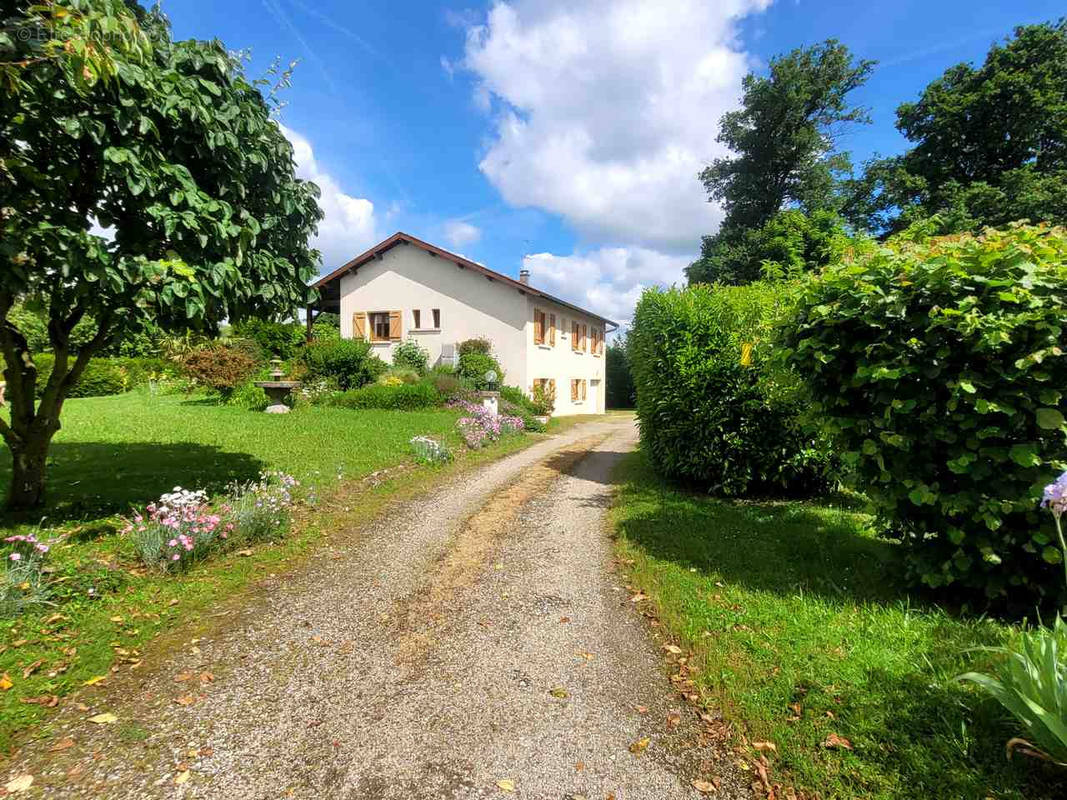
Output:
top-left (9, 553), bottom-right (20, 562)
top-left (171, 554), bottom-right (180, 561)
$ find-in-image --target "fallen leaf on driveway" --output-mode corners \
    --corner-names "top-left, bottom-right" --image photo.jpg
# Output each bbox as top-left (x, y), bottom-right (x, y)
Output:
top-left (4, 774), bottom-right (33, 793)
top-left (173, 672), bottom-right (193, 683)
top-left (49, 738), bottom-right (76, 752)
top-left (495, 778), bottom-right (515, 792)
top-left (88, 713), bottom-right (117, 724)
top-left (174, 770), bottom-right (190, 785)
top-left (666, 710), bottom-right (682, 729)
top-left (752, 741), bottom-right (777, 754)
top-left (20, 694), bottom-right (59, 707)
top-left (199, 672), bottom-right (215, 683)
top-left (629, 737), bottom-right (650, 754)
top-left (549, 686), bottom-right (569, 699)
top-left (823, 732), bottom-right (853, 750)
top-left (174, 695), bottom-right (197, 706)
top-left (630, 593), bottom-right (647, 603)
top-left (662, 644), bottom-right (682, 655)
top-left (0, 673), bottom-right (13, 690)
top-left (633, 704), bottom-right (648, 714)
top-left (692, 778), bottom-right (720, 794)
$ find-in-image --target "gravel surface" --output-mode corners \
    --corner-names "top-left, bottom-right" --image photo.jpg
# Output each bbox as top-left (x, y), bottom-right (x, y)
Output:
top-left (3, 419), bottom-right (749, 799)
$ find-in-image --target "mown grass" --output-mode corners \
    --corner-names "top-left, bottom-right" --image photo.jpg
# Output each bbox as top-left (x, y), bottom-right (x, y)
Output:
top-left (0, 390), bottom-right (539, 750)
top-left (610, 449), bottom-right (1066, 800)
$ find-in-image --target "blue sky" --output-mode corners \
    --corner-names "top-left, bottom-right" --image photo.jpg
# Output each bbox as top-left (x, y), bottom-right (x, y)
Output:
top-left (160, 0), bottom-right (1063, 325)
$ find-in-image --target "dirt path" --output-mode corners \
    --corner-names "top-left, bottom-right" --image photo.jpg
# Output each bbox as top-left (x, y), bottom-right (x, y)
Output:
top-left (3, 419), bottom-right (747, 799)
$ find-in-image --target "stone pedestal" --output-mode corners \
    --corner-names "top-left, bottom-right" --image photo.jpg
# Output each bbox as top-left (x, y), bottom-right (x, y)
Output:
top-left (254, 381), bottom-right (300, 414)
top-left (478, 391), bottom-right (499, 416)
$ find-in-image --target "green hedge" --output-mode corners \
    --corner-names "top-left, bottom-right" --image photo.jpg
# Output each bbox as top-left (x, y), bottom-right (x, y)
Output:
top-left (630, 283), bottom-right (835, 496)
top-left (30, 354), bottom-right (175, 398)
top-left (302, 338), bottom-right (385, 390)
top-left (328, 381), bottom-right (441, 411)
top-left (780, 224), bottom-right (1067, 608)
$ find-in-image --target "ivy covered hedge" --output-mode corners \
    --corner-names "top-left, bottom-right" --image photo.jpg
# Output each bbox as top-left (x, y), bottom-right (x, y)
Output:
top-left (629, 283), bottom-right (835, 496)
top-left (780, 224), bottom-right (1067, 607)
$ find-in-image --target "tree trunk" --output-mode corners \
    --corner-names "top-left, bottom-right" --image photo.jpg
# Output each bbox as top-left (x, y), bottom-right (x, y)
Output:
top-left (6, 434), bottom-right (52, 511)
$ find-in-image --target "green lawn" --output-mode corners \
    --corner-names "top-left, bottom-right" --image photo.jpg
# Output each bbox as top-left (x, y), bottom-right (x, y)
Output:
top-left (610, 449), bottom-right (1065, 800)
top-left (0, 390), bottom-right (536, 751)
top-left (1, 390), bottom-right (467, 526)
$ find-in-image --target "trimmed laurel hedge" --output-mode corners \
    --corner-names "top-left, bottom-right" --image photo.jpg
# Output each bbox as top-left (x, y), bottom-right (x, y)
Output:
top-left (629, 283), bottom-right (835, 496)
top-left (780, 224), bottom-right (1067, 608)
top-left (327, 382), bottom-right (441, 411)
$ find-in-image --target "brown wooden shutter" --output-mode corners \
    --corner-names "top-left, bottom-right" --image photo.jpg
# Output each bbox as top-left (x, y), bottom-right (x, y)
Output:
top-left (582, 324), bottom-right (588, 351)
top-left (534, 310), bottom-right (544, 344)
top-left (549, 314), bottom-right (556, 346)
top-left (352, 312), bottom-right (367, 339)
top-left (388, 310), bottom-right (401, 340)
top-left (570, 379), bottom-right (578, 402)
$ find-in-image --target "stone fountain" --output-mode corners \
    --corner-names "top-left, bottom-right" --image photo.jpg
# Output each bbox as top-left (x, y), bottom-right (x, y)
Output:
top-left (254, 360), bottom-right (301, 414)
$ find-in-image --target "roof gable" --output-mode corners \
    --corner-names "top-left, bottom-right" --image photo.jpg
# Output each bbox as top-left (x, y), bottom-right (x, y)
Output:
top-left (312, 232), bottom-right (617, 329)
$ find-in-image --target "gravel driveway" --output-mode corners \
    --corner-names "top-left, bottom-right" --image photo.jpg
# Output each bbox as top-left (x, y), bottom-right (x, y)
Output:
top-left (3, 418), bottom-right (748, 799)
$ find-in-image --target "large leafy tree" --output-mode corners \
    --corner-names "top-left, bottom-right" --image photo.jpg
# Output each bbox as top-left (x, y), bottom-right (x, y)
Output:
top-left (0, 1), bottom-right (323, 509)
top-left (844, 20), bottom-right (1067, 235)
top-left (688, 41), bottom-right (873, 284)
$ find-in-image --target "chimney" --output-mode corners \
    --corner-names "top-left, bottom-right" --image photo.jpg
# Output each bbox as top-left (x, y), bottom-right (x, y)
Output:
top-left (519, 268), bottom-right (530, 285)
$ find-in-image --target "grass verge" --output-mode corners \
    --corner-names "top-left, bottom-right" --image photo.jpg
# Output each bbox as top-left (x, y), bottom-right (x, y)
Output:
top-left (0, 391), bottom-right (542, 752)
top-left (609, 448), bottom-right (1065, 800)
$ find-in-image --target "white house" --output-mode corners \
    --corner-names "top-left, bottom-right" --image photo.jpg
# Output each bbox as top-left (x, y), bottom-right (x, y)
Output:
top-left (310, 232), bottom-right (617, 416)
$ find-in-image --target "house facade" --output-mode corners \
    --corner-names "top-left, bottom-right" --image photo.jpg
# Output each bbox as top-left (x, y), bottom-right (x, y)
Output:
top-left (310, 232), bottom-right (617, 416)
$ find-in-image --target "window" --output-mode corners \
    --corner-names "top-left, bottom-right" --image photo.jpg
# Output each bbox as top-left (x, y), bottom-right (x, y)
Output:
top-left (534, 308), bottom-right (547, 345)
top-left (369, 311), bottom-right (392, 342)
top-left (548, 313), bottom-right (556, 346)
top-left (571, 320), bottom-right (581, 351)
top-left (432, 308), bottom-right (441, 328)
top-left (570, 378), bottom-right (587, 403)
top-left (581, 323), bottom-right (588, 352)
top-left (412, 309), bottom-right (421, 329)
top-left (591, 327), bottom-right (602, 356)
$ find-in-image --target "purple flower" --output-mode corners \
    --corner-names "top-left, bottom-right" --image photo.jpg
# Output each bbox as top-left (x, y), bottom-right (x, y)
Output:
top-left (1043, 471), bottom-right (1067, 517)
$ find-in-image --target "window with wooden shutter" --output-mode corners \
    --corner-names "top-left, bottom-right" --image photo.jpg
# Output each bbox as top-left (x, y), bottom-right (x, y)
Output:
top-left (352, 312), bottom-right (367, 340)
top-left (388, 310), bottom-right (401, 340)
top-left (368, 312), bottom-right (389, 341)
top-left (581, 380), bottom-right (587, 401)
top-left (572, 321), bottom-right (580, 351)
top-left (549, 314), bottom-right (556, 346)
top-left (571, 379), bottom-right (578, 402)
top-left (533, 309), bottom-right (545, 345)
top-left (581, 323), bottom-right (588, 352)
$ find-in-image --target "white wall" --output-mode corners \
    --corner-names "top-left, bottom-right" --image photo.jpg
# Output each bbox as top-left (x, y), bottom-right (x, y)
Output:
top-left (523, 296), bottom-right (606, 417)
top-left (339, 243), bottom-right (529, 387)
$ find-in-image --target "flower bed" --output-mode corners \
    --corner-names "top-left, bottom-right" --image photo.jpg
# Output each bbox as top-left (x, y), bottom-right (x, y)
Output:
top-left (450, 400), bottom-right (524, 449)
top-left (1, 533), bottom-right (53, 617)
top-left (123, 471), bottom-right (299, 571)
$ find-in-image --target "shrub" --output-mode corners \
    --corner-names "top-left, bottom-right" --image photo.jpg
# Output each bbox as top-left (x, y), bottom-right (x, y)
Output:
top-left (227, 379), bottom-right (270, 411)
top-left (458, 349), bottom-right (503, 390)
top-left (457, 337), bottom-right (492, 357)
top-left (531, 381), bottom-right (556, 416)
top-left (329, 381), bottom-right (441, 411)
top-left (180, 343), bottom-right (260, 397)
top-left (31, 354), bottom-right (127, 398)
top-left (606, 340), bottom-right (636, 408)
top-left (629, 283), bottom-right (835, 497)
top-left (500, 385), bottom-right (539, 415)
top-left (393, 338), bottom-right (430, 374)
top-left (427, 371), bottom-right (468, 403)
top-left (779, 224), bottom-right (1067, 607)
top-left (311, 313), bottom-right (341, 342)
top-left (378, 367), bottom-right (421, 385)
top-left (302, 338), bottom-right (385, 390)
top-left (230, 318), bottom-right (305, 359)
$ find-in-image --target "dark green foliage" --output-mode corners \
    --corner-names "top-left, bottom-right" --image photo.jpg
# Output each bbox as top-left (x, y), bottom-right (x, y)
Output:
top-left (605, 340), bottom-right (635, 409)
top-left (31, 355), bottom-right (174, 398)
top-left (0, 2), bottom-right (323, 508)
top-left (630, 283), bottom-right (835, 496)
top-left (301, 338), bottom-right (385, 391)
top-left (311, 312), bottom-right (341, 342)
top-left (692, 40), bottom-right (872, 286)
top-left (180, 345), bottom-right (259, 398)
top-left (779, 225), bottom-right (1067, 608)
top-left (328, 382), bottom-right (441, 411)
top-left (499, 399), bottom-right (545, 433)
top-left (230, 319), bottom-right (305, 360)
top-left (844, 21), bottom-right (1067, 235)
top-left (457, 340), bottom-right (504, 390)
top-left (392, 339), bottom-right (430, 375)
top-left (688, 210), bottom-right (862, 285)
top-left (426, 372), bottom-right (467, 403)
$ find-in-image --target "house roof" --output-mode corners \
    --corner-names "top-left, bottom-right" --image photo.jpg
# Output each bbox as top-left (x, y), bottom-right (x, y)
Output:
top-left (310, 231), bottom-right (618, 330)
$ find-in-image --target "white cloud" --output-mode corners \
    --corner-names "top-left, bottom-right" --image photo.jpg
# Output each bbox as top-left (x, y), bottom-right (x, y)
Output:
top-left (280, 124), bottom-right (379, 272)
top-left (443, 219), bottom-right (482, 248)
top-left (462, 0), bottom-right (769, 253)
top-left (524, 246), bottom-right (690, 328)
